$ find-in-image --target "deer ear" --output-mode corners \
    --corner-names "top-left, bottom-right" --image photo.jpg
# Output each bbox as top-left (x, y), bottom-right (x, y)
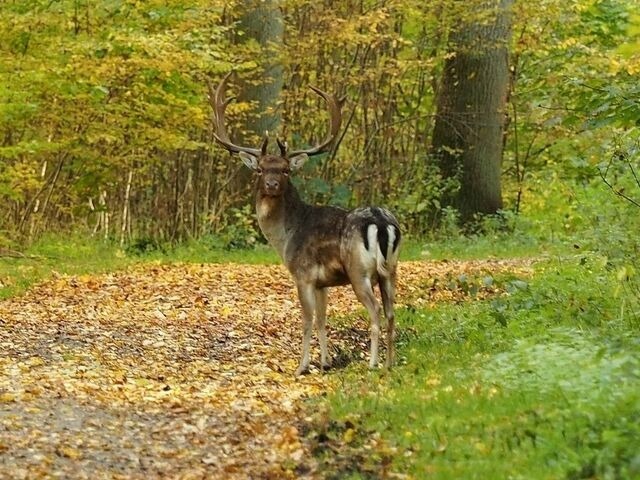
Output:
top-left (289, 153), bottom-right (308, 171)
top-left (239, 152), bottom-right (259, 171)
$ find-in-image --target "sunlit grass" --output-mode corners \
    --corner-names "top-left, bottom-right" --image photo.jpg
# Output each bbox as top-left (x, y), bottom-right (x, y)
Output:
top-left (0, 235), bottom-right (282, 299)
top-left (0, 232), bottom-right (545, 300)
top-left (319, 257), bottom-right (640, 479)
top-left (0, 235), bottom-right (133, 299)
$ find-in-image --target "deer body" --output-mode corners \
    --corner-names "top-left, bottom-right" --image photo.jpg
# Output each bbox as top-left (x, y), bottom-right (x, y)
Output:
top-left (209, 74), bottom-right (401, 374)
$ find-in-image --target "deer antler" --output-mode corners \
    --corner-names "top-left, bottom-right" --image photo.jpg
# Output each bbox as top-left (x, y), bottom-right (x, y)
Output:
top-left (288, 86), bottom-right (345, 158)
top-left (208, 73), bottom-right (343, 158)
top-left (207, 72), bottom-right (265, 156)
top-left (276, 138), bottom-right (288, 157)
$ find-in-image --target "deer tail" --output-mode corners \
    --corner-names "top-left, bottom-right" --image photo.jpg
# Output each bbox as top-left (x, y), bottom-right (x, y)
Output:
top-left (365, 222), bottom-right (401, 278)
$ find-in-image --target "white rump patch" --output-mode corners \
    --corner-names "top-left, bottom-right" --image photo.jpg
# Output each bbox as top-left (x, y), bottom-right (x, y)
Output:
top-left (359, 223), bottom-right (399, 279)
top-left (386, 224), bottom-right (397, 260)
top-left (366, 224), bottom-right (378, 255)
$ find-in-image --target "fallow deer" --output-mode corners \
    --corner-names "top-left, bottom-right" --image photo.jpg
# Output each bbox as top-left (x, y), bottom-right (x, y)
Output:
top-left (208, 73), bottom-right (401, 375)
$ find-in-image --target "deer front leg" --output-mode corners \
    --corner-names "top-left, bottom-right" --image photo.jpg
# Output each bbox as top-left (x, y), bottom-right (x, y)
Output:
top-left (315, 288), bottom-right (331, 370)
top-left (296, 282), bottom-right (316, 376)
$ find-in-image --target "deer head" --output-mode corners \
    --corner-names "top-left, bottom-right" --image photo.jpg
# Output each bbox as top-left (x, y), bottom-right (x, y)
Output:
top-left (207, 72), bottom-right (344, 197)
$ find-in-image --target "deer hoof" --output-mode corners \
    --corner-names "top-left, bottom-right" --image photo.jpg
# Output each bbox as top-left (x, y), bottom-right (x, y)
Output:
top-left (295, 365), bottom-right (310, 376)
top-left (321, 361), bottom-right (332, 372)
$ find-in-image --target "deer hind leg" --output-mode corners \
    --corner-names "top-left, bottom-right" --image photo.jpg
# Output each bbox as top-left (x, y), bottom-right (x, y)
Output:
top-left (296, 282), bottom-right (316, 376)
top-left (379, 273), bottom-right (397, 368)
top-left (314, 288), bottom-right (331, 370)
top-left (352, 277), bottom-right (382, 369)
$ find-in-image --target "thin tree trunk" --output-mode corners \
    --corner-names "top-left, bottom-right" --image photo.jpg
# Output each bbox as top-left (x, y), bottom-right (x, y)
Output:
top-left (101, 191), bottom-right (110, 240)
top-left (18, 156), bottom-right (65, 235)
top-left (120, 169), bottom-right (133, 246)
top-left (37, 157), bottom-right (64, 229)
top-left (171, 155), bottom-right (181, 241)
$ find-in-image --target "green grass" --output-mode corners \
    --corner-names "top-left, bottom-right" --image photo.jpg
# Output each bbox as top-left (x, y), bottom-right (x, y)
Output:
top-left (3, 232), bottom-right (541, 300)
top-left (138, 239), bottom-right (280, 264)
top-left (315, 256), bottom-right (640, 479)
top-left (0, 236), bottom-right (134, 299)
top-left (0, 235), bottom-right (280, 299)
top-left (402, 234), bottom-right (546, 261)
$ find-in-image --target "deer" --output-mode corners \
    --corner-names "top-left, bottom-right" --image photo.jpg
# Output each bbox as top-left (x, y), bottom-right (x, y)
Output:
top-left (208, 73), bottom-right (401, 375)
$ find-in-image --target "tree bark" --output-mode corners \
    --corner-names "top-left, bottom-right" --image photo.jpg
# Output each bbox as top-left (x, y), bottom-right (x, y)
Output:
top-left (431, 0), bottom-right (513, 223)
top-left (223, 0), bottom-right (284, 202)
top-left (120, 169), bottom-right (133, 246)
top-left (237, 0), bottom-right (284, 141)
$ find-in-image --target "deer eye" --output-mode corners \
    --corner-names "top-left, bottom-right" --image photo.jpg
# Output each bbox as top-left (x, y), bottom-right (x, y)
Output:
top-left (283, 170), bottom-right (290, 177)
top-left (256, 168), bottom-right (263, 175)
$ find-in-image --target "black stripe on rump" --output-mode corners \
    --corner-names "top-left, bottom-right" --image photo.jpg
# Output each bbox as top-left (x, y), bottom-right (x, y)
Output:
top-left (392, 225), bottom-right (401, 252)
top-left (378, 223), bottom-right (390, 260)
top-left (360, 208), bottom-right (398, 260)
top-left (362, 224), bottom-right (370, 251)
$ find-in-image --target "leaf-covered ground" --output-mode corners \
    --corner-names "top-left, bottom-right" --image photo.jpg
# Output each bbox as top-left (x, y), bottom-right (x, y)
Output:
top-left (0, 259), bottom-right (531, 479)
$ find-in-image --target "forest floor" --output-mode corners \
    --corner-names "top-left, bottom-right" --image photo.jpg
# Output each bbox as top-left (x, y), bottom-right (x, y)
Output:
top-left (0, 259), bottom-right (532, 479)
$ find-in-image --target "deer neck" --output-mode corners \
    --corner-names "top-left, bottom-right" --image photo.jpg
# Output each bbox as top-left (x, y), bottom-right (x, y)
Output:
top-left (255, 183), bottom-right (306, 259)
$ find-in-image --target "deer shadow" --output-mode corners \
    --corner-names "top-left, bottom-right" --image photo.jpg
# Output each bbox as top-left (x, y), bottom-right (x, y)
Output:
top-left (320, 316), bottom-right (391, 372)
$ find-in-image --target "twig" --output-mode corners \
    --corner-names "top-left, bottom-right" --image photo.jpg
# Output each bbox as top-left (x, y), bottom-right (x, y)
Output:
top-left (0, 248), bottom-right (26, 258)
top-left (599, 156), bottom-right (640, 208)
top-left (0, 249), bottom-right (42, 260)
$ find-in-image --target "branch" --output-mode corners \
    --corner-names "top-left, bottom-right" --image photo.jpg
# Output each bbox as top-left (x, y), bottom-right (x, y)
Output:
top-left (0, 248), bottom-right (25, 258)
top-left (599, 163), bottom-right (640, 208)
top-left (0, 248), bottom-right (40, 259)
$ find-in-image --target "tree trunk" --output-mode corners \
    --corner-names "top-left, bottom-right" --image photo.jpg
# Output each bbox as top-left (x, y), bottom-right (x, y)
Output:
top-left (221, 0), bottom-right (285, 201)
top-left (431, 0), bottom-right (513, 223)
top-left (120, 169), bottom-right (133, 246)
top-left (237, 0), bottom-right (284, 142)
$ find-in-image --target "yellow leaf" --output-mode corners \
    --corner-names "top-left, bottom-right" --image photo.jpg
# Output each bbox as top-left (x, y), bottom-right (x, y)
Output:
top-left (27, 357), bottom-right (45, 368)
top-left (343, 428), bottom-right (356, 444)
top-left (0, 393), bottom-right (16, 403)
top-left (57, 447), bottom-right (81, 460)
top-left (425, 375), bottom-right (441, 387)
top-left (617, 265), bottom-right (635, 281)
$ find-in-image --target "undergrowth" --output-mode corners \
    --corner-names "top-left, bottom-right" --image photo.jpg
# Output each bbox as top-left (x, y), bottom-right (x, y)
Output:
top-left (0, 228), bottom-right (542, 300)
top-left (314, 255), bottom-right (640, 479)
top-left (0, 234), bottom-right (279, 299)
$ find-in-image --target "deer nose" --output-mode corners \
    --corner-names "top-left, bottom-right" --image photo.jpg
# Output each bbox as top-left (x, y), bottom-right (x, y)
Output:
top-left (265, 179), bottom-right (279, 190)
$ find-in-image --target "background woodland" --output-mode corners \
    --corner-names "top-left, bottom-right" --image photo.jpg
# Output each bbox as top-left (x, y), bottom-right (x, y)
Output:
top-left (0, 0), bottom-right (639, 248)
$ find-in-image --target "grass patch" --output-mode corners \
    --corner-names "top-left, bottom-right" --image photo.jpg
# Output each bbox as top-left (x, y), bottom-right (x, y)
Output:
top-left (0, 236), bottom-right (133, 299)
top-left (0, 235), bottom-right (280, 299)
top-left (136, 239), bottom-right (280, 265)
top-left (314, 256), bottom-right (640, 479)
top-left (407, 234), bottom-right (547, 261)
top-left (1, 232), bottom-right (544, 300)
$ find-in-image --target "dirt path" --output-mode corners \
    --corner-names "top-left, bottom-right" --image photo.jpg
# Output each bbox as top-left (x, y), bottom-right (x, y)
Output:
top-left (0, 259), bottom-right (531, 479)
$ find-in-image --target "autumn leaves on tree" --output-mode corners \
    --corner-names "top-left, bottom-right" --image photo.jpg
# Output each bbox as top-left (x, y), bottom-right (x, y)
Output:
top-left (1, 0), bottom-right (639, 244)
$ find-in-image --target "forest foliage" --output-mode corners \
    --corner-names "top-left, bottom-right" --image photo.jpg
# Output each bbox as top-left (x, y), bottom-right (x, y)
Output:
top-left (0, 0), bottom-right (639, 245)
